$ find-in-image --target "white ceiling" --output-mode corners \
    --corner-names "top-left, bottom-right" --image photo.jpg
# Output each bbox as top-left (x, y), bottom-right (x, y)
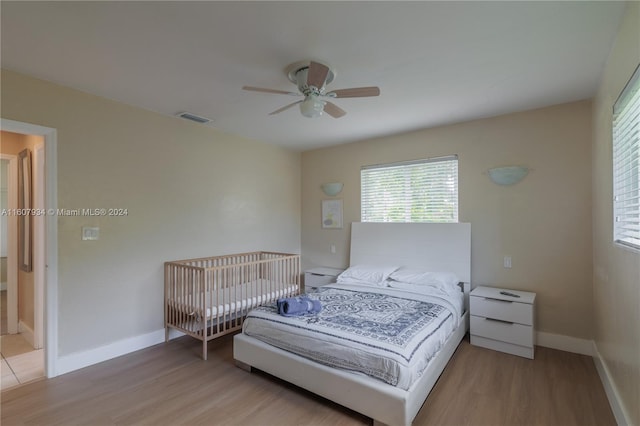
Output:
top-left (1, 1), bottom-right (626, 151)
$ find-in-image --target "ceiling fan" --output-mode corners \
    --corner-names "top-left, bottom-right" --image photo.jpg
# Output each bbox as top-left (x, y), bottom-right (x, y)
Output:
top-left (242, 60), bottom-right (380, 119)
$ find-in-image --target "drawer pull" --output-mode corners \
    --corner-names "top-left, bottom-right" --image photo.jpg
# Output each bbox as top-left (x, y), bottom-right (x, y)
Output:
top-left (485, 317), bottom-right (514, 325)
top-left (309, 273), bottom-right (325, 276)
top-left (484, 297), bottom-right (513, 303)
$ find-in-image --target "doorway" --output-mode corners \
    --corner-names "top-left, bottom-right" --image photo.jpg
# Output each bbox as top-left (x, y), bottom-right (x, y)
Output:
top-left (0, 134), bottom-right (45, 389)
top-left (0, 118), bottom-right (58, 381)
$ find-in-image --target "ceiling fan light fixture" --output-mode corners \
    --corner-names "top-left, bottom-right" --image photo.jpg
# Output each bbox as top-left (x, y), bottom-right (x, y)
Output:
top-left (300, 97), bottom-right (325, 118)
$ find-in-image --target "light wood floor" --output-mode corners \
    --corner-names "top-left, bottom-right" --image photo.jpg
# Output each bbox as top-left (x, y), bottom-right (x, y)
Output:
top-left (1, 333), bottom-right (615, 426)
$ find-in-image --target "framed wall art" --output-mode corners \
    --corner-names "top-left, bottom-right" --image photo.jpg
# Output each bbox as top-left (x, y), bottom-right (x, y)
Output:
top-left (322, 199), bottom-right (343, 229)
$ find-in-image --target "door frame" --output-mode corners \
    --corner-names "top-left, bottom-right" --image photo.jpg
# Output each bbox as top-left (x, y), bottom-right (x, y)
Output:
top-left (1, 118), bottom-right (58, 377)
top-left (33, 141), bottom-right (45, 349)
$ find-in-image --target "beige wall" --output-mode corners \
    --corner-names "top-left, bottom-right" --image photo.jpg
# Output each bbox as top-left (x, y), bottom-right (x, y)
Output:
top-left (592, 2), bottom-right (640, 425)
top-left (0, 130), bottom-right (41, 331)
top-left (1, 70), bottom-right (301, 356)
top-left (302, 100), bottom-right (593, 339)
top-left (0, 258), bottom-right (6, 284)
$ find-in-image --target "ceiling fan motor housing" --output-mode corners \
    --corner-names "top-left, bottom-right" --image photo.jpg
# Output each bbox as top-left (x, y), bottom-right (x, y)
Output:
top-left (287, 60), bottom-right (335, 96)
top-left (295, 67), bottom-right (323, 96)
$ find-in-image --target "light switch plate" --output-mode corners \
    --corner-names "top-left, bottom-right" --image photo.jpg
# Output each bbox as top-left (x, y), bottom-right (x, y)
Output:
top-left (82, 227), bottom-right (99, 241)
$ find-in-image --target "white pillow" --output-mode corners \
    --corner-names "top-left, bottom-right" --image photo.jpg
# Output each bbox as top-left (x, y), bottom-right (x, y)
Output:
top-left (337, 264), bottom-right (399, 287)
top-left (388, 268), bottom-right (460, 290)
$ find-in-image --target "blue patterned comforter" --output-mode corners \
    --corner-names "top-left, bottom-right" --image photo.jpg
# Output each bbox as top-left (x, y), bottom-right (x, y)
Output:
top-left (242, 283), bottom-right (461, 389)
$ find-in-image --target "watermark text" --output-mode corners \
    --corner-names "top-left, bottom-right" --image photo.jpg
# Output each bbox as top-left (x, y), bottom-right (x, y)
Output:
top-left (1, 208), bottom-right (129, 217)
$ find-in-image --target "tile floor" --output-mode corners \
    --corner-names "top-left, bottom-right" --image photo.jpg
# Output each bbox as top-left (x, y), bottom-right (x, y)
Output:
top-left (1, 334), bottom-right (44, 391)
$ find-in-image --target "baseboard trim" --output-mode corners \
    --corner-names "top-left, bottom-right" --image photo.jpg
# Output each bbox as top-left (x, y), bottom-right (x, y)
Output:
top-left (535, 331), bottom-right (593, 356)
top-left (592, 342), bottom-right (632, 426)
top-left (57, 328), bottom-right (185, 376)
top-left (17, 320), bottom-right (35, 348)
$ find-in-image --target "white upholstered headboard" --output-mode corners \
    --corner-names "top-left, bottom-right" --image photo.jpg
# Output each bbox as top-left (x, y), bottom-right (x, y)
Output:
top-left (349, 222), bottom-right (471, 283)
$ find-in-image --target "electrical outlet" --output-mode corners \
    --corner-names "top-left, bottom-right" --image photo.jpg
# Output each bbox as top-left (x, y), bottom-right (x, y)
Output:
top-left (330, 244), bottom-right (336, 254)
top-left (82, 227), bottom-right (99, 241)
top-left (504, 256), bottom-right (512, 269)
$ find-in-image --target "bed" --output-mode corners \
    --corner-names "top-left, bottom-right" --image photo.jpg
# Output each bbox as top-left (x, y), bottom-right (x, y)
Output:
top-left (164, 251), bottom-right (300, 360)
top-left (233, 222), bottom-right (471, 426)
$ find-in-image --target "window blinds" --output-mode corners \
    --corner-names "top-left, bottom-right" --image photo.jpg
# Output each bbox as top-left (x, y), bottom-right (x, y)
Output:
top-left (613, 65), bottom-right (640, 250)
top-left (361, 155), bottom-right (458, 223)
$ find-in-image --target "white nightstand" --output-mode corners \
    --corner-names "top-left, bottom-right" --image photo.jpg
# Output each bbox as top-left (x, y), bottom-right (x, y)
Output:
top-left (304, 267), bottom-right (343, 290)
top-left (470, 286), bottom-right (536, 359)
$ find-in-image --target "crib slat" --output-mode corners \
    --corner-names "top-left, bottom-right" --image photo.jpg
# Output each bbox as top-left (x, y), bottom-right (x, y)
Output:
top-left (164, 252), bottom-right (300, 359)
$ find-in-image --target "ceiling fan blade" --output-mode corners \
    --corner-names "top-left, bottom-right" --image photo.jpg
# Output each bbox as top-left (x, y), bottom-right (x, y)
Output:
top-left (269, 100), bottom-right (303, 115)
top-left (327, 86), bottom-right (381, 98)
top-left (323, 101), bottom-right (347, 118)
top-left (307, 61), bottom-right (330, 89)
top-left (243, 86), bottom-right (299, 96)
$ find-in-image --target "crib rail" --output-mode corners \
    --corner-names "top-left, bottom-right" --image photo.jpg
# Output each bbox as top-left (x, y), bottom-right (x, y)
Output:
top-left (165, 251), bottom-right (300, 359)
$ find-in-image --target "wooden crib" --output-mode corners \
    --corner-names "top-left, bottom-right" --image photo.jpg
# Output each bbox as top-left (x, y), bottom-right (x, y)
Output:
top-left (165, 251), bottom-right (300, 359)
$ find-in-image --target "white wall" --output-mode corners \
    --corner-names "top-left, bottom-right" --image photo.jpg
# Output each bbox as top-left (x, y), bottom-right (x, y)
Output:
top-left (592, 3), bottom-right (640, 425)
top-left (1, 70), bottom-right (301, 357)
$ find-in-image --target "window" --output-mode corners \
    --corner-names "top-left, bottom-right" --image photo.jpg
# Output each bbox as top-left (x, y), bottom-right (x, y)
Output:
top-left (613, 64), bottom-right (640, 250)
top-left (361, 155), bottom-right (458, 223)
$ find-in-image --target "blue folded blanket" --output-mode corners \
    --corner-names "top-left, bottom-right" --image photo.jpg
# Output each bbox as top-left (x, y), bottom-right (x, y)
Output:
top-left (277, 296), bottom-right (322, 317)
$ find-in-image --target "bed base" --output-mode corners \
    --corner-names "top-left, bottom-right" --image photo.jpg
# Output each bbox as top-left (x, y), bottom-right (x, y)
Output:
top-left (165, 251), bottom-right (300, 360)
top-left (234, 311), bottom-right (468, 426)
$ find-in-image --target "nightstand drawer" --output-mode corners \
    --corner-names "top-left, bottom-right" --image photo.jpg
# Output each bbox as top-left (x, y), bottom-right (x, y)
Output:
top-left (470, 315), bottom-right (533, 347)
top-left (470, 335), bottom-right (534, 359)
top-left (305, 273), bottom-right (336, 287)
top-left (470, 296), bottom-right (533, 325)
top-left (304, 267), bottom-right (344, 289)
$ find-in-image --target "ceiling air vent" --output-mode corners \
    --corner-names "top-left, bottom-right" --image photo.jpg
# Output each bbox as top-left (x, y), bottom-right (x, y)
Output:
top-left (176, 112), bottom-right (212, 124)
